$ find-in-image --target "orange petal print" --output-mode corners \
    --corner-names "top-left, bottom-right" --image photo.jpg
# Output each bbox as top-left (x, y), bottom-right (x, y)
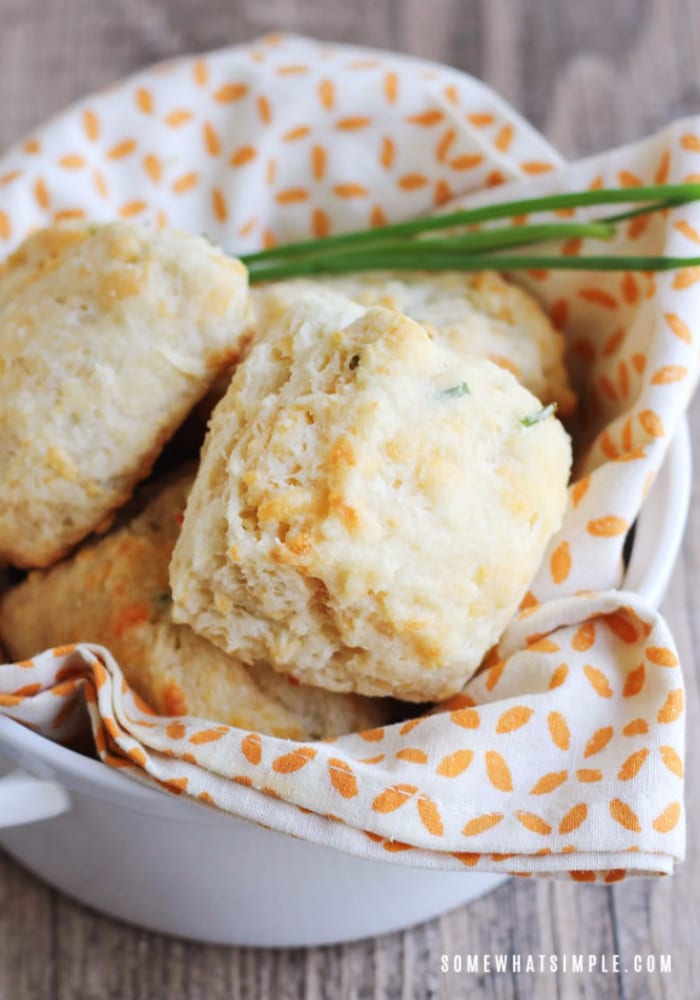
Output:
top-left (214, 83), bottom-right (248, 103)
top-left (371, 784), bottom-right (418, 813)
top-left (521, 161), bottom-right (554, 175)
top-left (550, 541), bottom-right (571, 584)
top-left (192, 58), bottom-right (208, 87)
top-left (143, 154), bottom-right (163, 183)
top-left (576, 768), bottom-right (602, 782)
top-left (587, 515), bottom-right (628, 537)
top-left (496, 706), bottom-right (534, 733)
top-left (494, 124), bottom-right (513, 152)
top-left (203, 122), bottom-right (221, 156)
top-left (380, 136), bottom-right (395, 170)
top-left (672, 265), bottom-right (700, 289)
top-left (604, 611), bottom-right (638, 643)
top-left (584, 664), bottom-right (613, 698)
top-left (654, 149), bottom-right (671, 184)
top-left (604, 869), bottom-right (626, 883)
top-left (275, 188), bottom-right (309, 204)
top-left (570, 871), bottom-right (596, 883)
top-left (312, 209), bottom-right (330, 238)
top-left (173, 172), bottom-right (198, 194)
top-left (451, 154), bottom-right (484, 170)
top-left (383, 71), bottom-right (399, 104)
top-left (462, 813), bottom-right (503, 836)
top-left (609, 798), bottom-right (642, 832)
top-left (82, 108), bottom-right (100, 140)
top-left (664, 312), bottom-right (693, 344)
top-left (282, 125), bottom-right (311, 141)
top-left (241, 733), bottom-right (262, 764)
top-left (318, 78), bottom-right (335, 110)
top-left (398, 173), bottom-right (429, 190)
top-left (674, 219), bottom-right (700, 243)
top-left (450, 707), bottom-right (480, 730)
top-left (653, 801), bottom-right (681, 833)
top-left (230, 145), bottom-right (257, 167)
top-left (395, 747), bottom-right (428, 764)
top-left (621, 272), bottom-right (639, 305)
top-left (659, 745), bottom-right (684, 777)
top-left (559, 802), bottom-right (588, 834)
top-left (435, 128), bottom-right (456, 162)
top-left (485, 750), bottom-right (513, 791)
top-left (405, 109), bottom-right (444, 126)
top-left (272, 746), bottom-right (317, 773)
top-left (570, 476), bottom-right (591, 509)
top-left (530, 770), bottom-right (568, 795)
top-left (165, 109), bottom-right (192, 127)
top-left (584, 726), bottom-right (614, 758)
top-left (516, 811), bottom-right (552, 835)
top-left (166, 721), bottom-right (186, 740)
top-left (437, 749), bottom-right (474, 778)
top-left (623, 718), bottom-right (648, 736)
top-left (327, 758), bottom-right (358, 798)
top-left (639, 410), bottom-right (665, 438)
top-left (618, 747), bottom-right (650, 781)
top-left (623, 663), bottom-right (646, 697)
top-left (572, 621), bottom-right (595, 651)
top-left (646, 646), bottom-right (678, 667)
top-left (257, 95), bottom-right (272, 124)
top-left (549, 664), bottom-right (569, 690)
top-left (108, 139), bottom-right (137, 159)
top-left (657, 689), bottom-right (684, 724)
top-left (417, 795), bottom-right (444, 836)
top-left (34, 177), bottom-right (50, 210)
top-left (212, 188), bottom-right (228, 222)
top-left (311, 145), bottom-right (327, 181)
top-left (333, 183), bottom-right (369, 198)
top-left (618, 170), bottom-right (642, 187)
top-left (359, 726), bottom-right (385, 742)
top-left (548, 711), bottom-right (570, 750)
top-left (189, 725), bottom-right (229, 745)
top-left (485, 660), bottom-right (506, 691)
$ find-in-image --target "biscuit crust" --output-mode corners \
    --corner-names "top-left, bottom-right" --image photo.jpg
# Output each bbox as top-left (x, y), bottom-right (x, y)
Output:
top-left (0, 223), bottom-right (251, 568)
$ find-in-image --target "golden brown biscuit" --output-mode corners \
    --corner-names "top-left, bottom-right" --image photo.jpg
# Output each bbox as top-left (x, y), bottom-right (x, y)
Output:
top-left (170, 286), bottom-right (572, 702)
top-left (0, 222), bottom-right (251, 568)
top-left (0, 472), bottom-right (392, 739)
top-left (264, 270), bottom-right (576, 415)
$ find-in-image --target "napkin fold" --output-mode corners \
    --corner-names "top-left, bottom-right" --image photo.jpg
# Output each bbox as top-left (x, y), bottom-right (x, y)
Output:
top-left (0, 34), bottom-right (694, 879)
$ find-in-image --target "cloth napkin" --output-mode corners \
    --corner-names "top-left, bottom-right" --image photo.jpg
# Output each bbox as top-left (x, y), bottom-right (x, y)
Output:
top-left (0, 34), bottom-right (694, 880)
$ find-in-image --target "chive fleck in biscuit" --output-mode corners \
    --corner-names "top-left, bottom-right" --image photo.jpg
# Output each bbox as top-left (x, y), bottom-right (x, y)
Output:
top-left (0, 222), bottom-right (251, 568)
top-left (170, 287), bottom-right (572, 703)
top-left (0, 472), bottom-right (392, 739)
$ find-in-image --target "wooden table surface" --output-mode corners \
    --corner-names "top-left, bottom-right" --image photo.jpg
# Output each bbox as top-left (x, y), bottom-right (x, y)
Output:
top-left (0, 1), bottom-right (698, 997)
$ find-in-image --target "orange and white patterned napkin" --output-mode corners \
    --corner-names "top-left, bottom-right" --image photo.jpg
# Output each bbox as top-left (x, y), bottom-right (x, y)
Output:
top-left (0, 34), bottom-right (694, 879)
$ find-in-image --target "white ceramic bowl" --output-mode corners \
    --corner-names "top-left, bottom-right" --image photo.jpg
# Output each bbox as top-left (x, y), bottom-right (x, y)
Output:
top-left (0, 421), bottom-right (690, 947)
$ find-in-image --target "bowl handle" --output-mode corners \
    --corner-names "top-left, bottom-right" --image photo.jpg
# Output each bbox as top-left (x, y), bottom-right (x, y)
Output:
top-left (0, 769), bottom-right (71, 827)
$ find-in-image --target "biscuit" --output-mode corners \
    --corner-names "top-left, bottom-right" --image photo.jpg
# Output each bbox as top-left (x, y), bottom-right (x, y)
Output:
top-left (0, 222), bottom-right (251, 568)
top-left (170, 287), bottom-right (572, 702)
top-left (263, 270), bottom-right (576, 415)
top-left (0, 472), bottom-right (391, 740)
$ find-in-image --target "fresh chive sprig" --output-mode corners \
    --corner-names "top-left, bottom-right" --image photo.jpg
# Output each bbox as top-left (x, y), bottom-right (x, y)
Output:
top-left (239, 183), bottom-right (700, 282)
